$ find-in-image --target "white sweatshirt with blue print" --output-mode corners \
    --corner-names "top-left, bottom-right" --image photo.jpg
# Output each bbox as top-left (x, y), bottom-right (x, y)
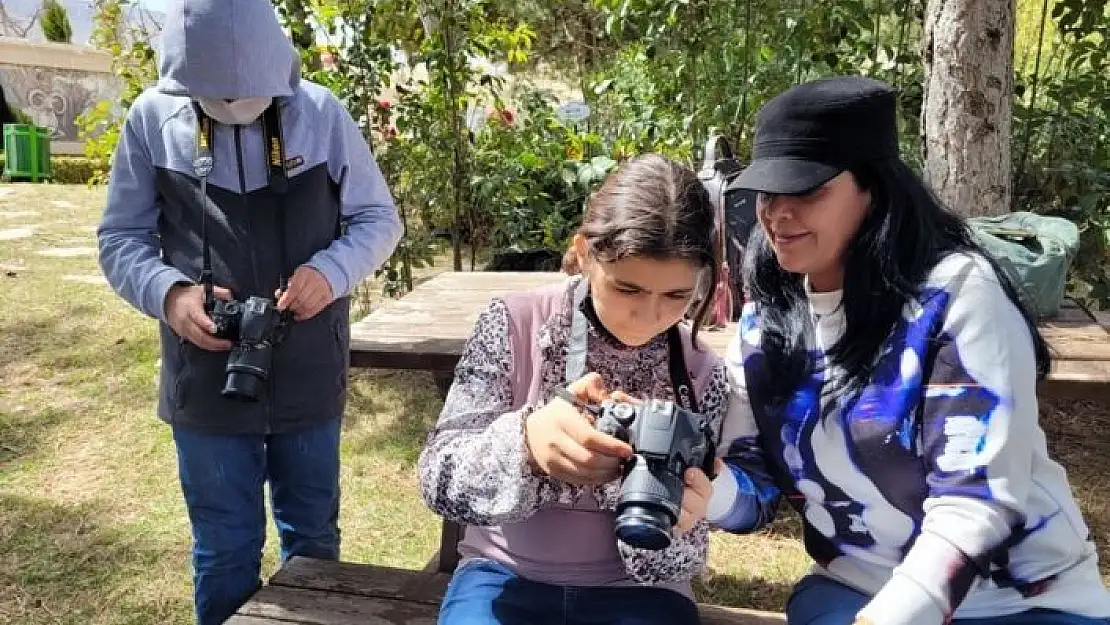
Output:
top-left (708, 252), bottom-right (1110, 623)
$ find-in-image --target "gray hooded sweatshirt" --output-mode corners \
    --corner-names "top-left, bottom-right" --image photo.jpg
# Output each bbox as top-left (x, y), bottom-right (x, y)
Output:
top-left (97, 0), bottom-right (402, 435)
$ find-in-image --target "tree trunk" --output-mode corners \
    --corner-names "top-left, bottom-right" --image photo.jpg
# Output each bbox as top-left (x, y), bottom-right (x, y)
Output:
top-left (921, 0), bottom-right (1015, 217)
top-left (438, 0), bottom-right (468, 271)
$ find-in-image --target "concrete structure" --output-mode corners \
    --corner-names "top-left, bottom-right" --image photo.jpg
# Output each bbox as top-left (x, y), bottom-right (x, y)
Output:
top-left (0, 36), bottom-right (120, 155)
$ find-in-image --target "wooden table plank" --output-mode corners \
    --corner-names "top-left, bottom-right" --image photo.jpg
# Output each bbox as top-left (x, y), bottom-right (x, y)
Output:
top-left (1036, 359), bottom-right (1110, 402)
top-left (349, 338), bottom-right (467, 371)
top-left (252, 557), bottom-right (785, 625)
top-left (353, 323), bottom-right (1110, 379)
top-left (354, 314), bottom-right (1110, 347)
top-left (701, 604), bottom-right (786, 625)
top-left (350, 272), bottom-right (1110, 390)
top-left (1041, 327), bottom-right (1110, 361)
top-left (352, 323), bottom-right (736, 349)
top-left (270, 557), bottom-right (448, 606)
top-left (234, 585), bottom-right (437, 625)
top-left (225, 616), bottom-right (299, 625)
top-left (414, 271), bottom-right (565, 291)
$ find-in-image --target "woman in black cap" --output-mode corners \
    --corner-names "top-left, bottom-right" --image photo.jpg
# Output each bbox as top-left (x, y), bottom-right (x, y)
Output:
top-left (705, 75), bottom-right (1110, 625)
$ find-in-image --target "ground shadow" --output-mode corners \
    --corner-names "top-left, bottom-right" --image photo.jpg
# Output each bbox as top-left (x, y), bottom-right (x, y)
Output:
top-left (0, 493), bottom-right (193, 625)
top-left (1040, 398), bottom-right (1110, 577)
top-left (694, 571), bottom-right (797, 613)
top-left (0, 303), bottom-right (159, 469)
top-left (343, 368), bottom-right (442, 467)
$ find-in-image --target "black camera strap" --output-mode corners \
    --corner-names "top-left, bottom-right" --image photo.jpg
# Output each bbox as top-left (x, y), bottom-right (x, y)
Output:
top-left (192, 101), bottom-right (291, 307)
top-left (260, 101), bottom-right (290, 292)
top-left (566, 278), bottom-right (700, 414)
top-left (667, 325), bottom-right (699, 414)
top-left (191, 102), bottom-right (217, 311)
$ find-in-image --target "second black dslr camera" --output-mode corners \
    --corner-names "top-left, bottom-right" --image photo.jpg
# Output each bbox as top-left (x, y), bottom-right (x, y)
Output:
top-left (208, 295), bottom-right (291, 402)
top-left (557, 389), bottom-right (718, 551)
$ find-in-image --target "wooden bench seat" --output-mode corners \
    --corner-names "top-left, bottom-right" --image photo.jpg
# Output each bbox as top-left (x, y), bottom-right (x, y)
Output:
top-left (229, 556), bottom-right (786, 624)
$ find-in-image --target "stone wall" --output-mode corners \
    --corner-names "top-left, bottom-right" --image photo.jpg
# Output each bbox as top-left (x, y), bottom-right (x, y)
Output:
top-left (0, 36), bottom-right (120, 155)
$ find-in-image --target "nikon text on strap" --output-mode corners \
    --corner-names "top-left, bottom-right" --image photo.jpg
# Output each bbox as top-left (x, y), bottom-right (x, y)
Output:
top-left (192, 101), bottom-right (291, 309)
top-left (259, 101), bottom-right (290, 293)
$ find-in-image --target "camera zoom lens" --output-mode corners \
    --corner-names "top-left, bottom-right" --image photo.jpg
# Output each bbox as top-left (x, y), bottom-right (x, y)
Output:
top-left (222, 371), bottom-right (264, 402)
top-left (614, 505), bottom-right (673, 550)
top-left (612, 456), bottom-right (684, 550)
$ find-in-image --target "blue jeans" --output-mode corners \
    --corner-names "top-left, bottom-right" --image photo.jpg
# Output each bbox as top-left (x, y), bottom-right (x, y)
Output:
top-left (787, 575), bottom-right (1110, 625)
top-left (173, 419), bottom-right (342, 625)
top-left (439, 558), bottom-right (700, 625)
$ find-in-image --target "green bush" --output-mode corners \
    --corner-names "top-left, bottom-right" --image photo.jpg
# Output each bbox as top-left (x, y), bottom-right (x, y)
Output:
top-left (40, 0), bottom-right (74, 43)
top-left (0, 154), bottom-right (98, 184)
top-left (51, 156), bottom-right (97, 184)
top-left (468, 87), bottom-right (615, 252)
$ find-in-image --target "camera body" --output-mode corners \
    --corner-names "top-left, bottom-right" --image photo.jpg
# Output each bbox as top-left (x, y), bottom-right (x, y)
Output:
top-left (209, 298), bottom-right (243, 340)
top-left (207, 295), bottom-right (291, 402)
top-left (595, 397), bottom-right (717, 551)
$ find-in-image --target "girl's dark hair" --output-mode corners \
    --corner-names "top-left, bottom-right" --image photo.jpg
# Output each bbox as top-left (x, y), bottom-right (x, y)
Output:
top-left (744, 157), bottom-right (1052, 407)
top-left (562, 153), bottom-right (719, 342)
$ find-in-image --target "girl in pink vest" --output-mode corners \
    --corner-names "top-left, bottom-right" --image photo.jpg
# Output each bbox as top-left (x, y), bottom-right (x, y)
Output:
top-left (418, 154), bottom-right (728, 624)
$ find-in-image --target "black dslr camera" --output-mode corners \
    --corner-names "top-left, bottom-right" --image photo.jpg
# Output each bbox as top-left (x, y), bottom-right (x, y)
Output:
top-left (556, 388), bottom-right (718, 551)
top-left (208, 295), bottom-right (291, 402)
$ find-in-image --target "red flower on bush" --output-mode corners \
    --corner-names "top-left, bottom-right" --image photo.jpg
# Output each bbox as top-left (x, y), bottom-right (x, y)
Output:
top-left (485, 105), bottom-right (515, 128)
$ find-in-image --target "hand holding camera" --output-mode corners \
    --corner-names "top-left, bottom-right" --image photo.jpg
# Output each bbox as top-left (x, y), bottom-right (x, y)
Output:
top-left (525, 373), bottom-right (634, 486)
top-left (166, 284), bottom-right (234, 352)
top-left (604, 392), bottom-right (720, 538)
top-left (166, 278), bottom-right (293, 403)
top-left (207, 291), bottom-right (292, 402)
top-left (555, 383), bottom-right (720, 551)
top-left (275, 265), bottom-right (333, 322)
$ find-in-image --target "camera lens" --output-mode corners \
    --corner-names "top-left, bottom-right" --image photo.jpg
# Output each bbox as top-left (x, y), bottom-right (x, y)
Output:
top-left (612, 455), bottom-right (684, 550)
top-left (221, 343), bottom-right (272, 402)
top-left (614, 505), bottom-right (673, 550)
top-left (222, 371), bottom-right (264, 402)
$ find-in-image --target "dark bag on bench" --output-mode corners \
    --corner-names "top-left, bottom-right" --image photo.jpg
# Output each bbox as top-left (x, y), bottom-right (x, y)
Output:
top-left (697, 135), bottom-right (759, 323)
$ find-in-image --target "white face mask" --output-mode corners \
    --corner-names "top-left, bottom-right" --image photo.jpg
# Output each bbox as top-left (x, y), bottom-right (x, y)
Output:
top-left (197, 97), bottom-right (273, 125)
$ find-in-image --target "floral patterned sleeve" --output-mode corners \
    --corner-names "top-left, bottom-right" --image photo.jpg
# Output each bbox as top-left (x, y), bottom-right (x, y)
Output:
top-left (617, 363), bottom-right (729, 584)
top-left (416, 298), bottom-right (556, 526)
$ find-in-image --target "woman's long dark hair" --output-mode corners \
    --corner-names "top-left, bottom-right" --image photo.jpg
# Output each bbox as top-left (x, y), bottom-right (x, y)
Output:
top-left (743, 157), bottom-right (1052, 407)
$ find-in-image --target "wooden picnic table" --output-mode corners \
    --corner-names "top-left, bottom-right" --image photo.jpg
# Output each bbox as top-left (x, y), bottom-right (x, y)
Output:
top-left (231, 270), bottom-right (1110, 625)
top-left (350, 271), bottom-right (1110, 402)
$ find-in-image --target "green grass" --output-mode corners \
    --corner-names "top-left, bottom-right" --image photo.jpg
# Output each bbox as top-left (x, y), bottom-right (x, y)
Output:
top-left (0, 184), bottom-right (447, 624)
top-left (0, 183), bottom-right (1106, 624)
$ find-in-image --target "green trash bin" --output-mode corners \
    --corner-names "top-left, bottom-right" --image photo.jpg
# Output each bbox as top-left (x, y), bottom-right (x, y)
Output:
top-left (3, 123), bottom-right (52, 182)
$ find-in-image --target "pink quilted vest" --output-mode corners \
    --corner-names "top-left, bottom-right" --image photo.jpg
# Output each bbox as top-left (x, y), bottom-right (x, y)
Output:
top-left (454, 277), bottom-right (719, 597)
